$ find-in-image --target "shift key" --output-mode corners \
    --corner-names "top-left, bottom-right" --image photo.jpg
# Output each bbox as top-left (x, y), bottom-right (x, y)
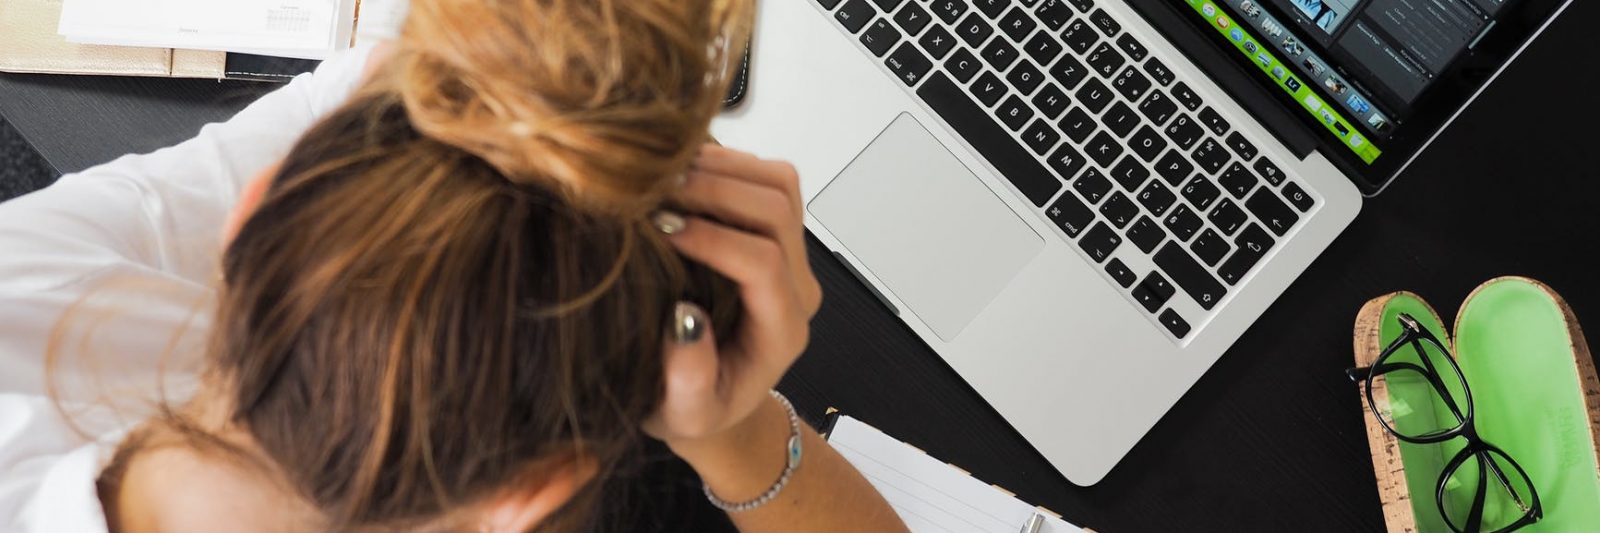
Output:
top-left (1154, 242), bottom-right (1226, 310)
top-left (917, 72), bottom-right (1063, 207)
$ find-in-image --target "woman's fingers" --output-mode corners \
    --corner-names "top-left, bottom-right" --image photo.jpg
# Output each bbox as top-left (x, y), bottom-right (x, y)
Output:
top-left (693, 145), bottom-right (803, 214)
top-left (672, 170), bottom-right (795, 239)
top-left (644, 303), bottom-right (726, 439)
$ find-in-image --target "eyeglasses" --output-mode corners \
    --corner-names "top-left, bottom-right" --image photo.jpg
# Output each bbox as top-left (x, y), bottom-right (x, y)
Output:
top-left (1346, 313), bottom-right (1542, 532)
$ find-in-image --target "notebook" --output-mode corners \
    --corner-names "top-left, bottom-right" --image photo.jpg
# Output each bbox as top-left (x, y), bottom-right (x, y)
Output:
top-left (823, 413), bottom-right (1084, 533)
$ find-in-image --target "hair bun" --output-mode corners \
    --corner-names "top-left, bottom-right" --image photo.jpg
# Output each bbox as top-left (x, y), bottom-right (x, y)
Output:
top-left (390, 0), bottom-right (750, 215)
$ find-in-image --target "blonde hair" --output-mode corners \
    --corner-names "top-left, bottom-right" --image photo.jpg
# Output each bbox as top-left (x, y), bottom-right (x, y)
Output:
top-left (83, 0), bottom-right (755, 530)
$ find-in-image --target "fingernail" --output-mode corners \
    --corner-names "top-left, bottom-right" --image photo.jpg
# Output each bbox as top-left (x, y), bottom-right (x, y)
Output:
top-left (652, 210), bottom-right (687, 235)
top-left (673, 301), bottom-right (707, 344)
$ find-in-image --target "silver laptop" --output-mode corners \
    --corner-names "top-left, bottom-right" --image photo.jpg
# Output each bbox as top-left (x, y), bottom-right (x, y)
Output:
top-left (712, 0), bottom-right (1572, 484)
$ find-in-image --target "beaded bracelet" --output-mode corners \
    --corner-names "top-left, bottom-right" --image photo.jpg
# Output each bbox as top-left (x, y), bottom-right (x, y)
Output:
top-left (703, 389), bottom-right (803, 513)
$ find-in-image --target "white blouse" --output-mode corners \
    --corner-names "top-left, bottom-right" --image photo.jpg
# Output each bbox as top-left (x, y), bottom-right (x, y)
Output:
top-left (0, 44), bottom-right (377, 533)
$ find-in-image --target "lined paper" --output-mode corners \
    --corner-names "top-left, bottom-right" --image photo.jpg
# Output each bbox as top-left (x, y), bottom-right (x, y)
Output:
top-left (828, 415), bottom-right (1081, 533)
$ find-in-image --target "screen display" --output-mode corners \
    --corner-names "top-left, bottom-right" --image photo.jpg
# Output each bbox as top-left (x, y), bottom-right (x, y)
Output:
top-left (1180, 0), bottom-right (1517, 166)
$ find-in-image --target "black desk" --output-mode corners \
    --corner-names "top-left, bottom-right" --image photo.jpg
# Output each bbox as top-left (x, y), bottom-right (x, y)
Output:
top-left (3, 3), bottom-right (1597, 529)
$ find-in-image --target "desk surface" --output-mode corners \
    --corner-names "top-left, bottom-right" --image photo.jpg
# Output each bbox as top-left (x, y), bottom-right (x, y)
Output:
top-left (4, 3), bottom-right (1598, 530)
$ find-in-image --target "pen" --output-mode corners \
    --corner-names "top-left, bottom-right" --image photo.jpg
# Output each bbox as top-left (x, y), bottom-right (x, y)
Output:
top-left (1020, 512), bottom-right (1044, 533)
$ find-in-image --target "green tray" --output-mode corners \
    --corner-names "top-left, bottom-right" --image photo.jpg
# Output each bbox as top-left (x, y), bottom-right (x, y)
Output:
top-left (1353, 278), bottom-right (1600, 532)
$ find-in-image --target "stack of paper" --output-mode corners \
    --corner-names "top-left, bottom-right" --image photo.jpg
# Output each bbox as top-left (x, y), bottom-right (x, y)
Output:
top-left (828, 415), bottom-right (1084, 533)
top-left (57, 0), bottom-right (363, 60)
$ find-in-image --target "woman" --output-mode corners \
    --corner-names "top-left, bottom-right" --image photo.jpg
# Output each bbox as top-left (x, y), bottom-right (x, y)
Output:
top-left (0, 0), bottom-right (907, 530)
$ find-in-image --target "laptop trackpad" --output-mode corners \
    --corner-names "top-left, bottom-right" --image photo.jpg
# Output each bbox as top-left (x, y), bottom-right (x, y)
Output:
top-left (810, 114), bottom-right (1043, 341)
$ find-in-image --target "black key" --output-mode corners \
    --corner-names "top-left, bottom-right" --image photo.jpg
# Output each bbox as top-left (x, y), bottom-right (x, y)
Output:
top-left (1085, 42), bottom-right (1125, 78)
top-left (1115, 34), bottom-right (1147, 61)
top-left (884, 45), bottom-right (935, 86)
top-left (1191, 228), bottom-right (1230, 266)
top-left (1048, 54), bottom-right (1088, 90)
top-left (1180, 175), bottom-right (1220, 211)
top-left (1283, 182), bottom-right (1315, 212)
top-left (870, 0), bottom-right (905, 12)
top-left (1224, 132), bottom-right (1258, 161)
top-left (1172, 81), bottom-right (1202, 110)
top-left (836, 0), bottom-right (877, 33)
top-left (995, 95), bottom-right (1034, 131)
top-left (1253, 158), bottom-right (1285, 186)
top-left (1159, 309), bottom-right (1191, 338)
top-left (972, 0), bottom-right (1007, 19)
top-left (970, 71), bottom-right (1008, 106)
top-left (1046, 143), bottom-right (1086, 181)
top-left (1035, 0), bottom-right (1073, 30)
top-left (1219, 162), bottom-right (1257, 199)
top-left (1136, 180), bottom-right (1176, 216)
top-left (1105, 258), bottom-right (1137, 288)
top-left (1138, 91), bottom-right (1178, 126)
top-left (1144, 58), bottom-right (1175, 86)
top-left (1060, 19), bottom-right (1098, 55)
top-left (998, 7), bottom-right (1038, 42)
top-left (1100, 191), bottom-right (1138, 228)
top-left (1132, 272), bottom-right (1174, 313)
top-left (919, 25), bottom-right (958, 59)
top-left (1109, 155), bottom-right (1148, 192)
top-left (1023, 32), bottom-right (1064, 65)
top-left (1032, 83), bottom-right (1071, 119)
top-left (1059, 107), bottom-right (1096, 142)
top-left (918, 73), bottom-right (1063, 206)
top-left (955, 12), bottom-right (995, 48)
top-left (981, 38), bottom-right (1020, 71)
top-left (1111, 65), bottom-right (1152, 101)
top-left (1126, 215), bottom-right (1166, 253)
top-left (1102, 102), bottom-right (1139, 137)
top-left (947, 48), bottom-right (983, 82)
top-left (861, 19), bottom-right (902, 57)
top-left (1079, 222), bottom-right (1122, 263)
top-left (1207, 198), bottom-right (1247, 235)
top-left (1246, 188), bottom-right (1299, 236)
top-left (1006, 60), bottom-right (1045, 95)
top-left (893, 2), bottom-right (934, 35)
top-left (1164, 113), bottom-right (1204, 149)
top-left (1073, 167), bottom-right (1112, 204)
top-left (1088, 8), bottom-right (1121, 36)
top-left (1084, 130), bottom-right (1123, 167)
top-left (1046, 190), bottom-right (1096, 237)
top-left (1198, 106), bottom-right (1230, 136)
top-left (1155, 150), bottom-right (1194, 186)
top-left (1154, 242), bottom-right (1226, 310)
top-left (931, 0), bottom-right (970, 24)
top-left (1129, 126), bottom-right (1167, 162)
top-left (1192, 138), bottom-right (1230, 175)
top-left (1163, 203), bottom-right (1202, 241)
top-left (1219, 224), bottom-right (1274, 285)
top-left (1021, 119), bottom-right (1061, 154)
top-left (1076, 78), bottom-right (1114, 113)
top-left (820, 0), bottom-right (845, 10)
top-left (1066, 0), bottom-right (1094, 12)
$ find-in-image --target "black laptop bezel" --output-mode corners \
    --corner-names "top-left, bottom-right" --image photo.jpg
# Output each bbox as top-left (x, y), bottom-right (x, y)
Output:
top-left (1163, 0), bottom-right (1573, 196)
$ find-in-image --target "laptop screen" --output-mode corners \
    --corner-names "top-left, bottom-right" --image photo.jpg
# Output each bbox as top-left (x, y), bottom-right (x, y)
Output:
top-left (1170, 0), bottom-right (1571, 193)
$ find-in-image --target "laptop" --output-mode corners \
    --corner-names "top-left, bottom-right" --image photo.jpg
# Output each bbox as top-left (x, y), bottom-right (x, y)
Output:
top-left (711, 0), bottom-right (1573, 485)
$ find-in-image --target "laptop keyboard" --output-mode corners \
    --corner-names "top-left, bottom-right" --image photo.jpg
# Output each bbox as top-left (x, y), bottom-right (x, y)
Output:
top-left (819, 0), bottom-right (1320, 341)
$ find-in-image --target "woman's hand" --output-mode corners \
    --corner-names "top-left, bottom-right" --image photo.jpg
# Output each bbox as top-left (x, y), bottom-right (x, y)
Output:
top-left (643, 144), bottom-right (822, 451)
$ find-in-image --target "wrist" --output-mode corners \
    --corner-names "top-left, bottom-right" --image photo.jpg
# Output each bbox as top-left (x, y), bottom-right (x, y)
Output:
top-left (668, 395), bottom-right (794, 502)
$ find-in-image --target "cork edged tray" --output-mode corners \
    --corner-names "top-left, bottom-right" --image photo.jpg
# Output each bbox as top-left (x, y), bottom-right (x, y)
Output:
top-left (1352, 277), bottom-right (1600, 532)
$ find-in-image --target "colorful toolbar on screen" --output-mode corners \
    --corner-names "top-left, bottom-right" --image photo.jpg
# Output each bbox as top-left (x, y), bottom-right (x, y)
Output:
top-left (1185, 0), bottom-right (1382, 163)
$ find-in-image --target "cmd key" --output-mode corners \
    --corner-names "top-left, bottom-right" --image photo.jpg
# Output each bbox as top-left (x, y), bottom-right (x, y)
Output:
top-left (917, 72), bottom-right (1063, 206)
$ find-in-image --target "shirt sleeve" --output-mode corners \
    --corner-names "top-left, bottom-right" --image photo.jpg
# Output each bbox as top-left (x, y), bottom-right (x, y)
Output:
top-left (0, 43), bottom-right (379, 399)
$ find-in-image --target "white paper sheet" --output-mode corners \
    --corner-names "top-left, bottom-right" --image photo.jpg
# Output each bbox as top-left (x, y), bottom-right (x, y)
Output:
top-left (828, 415), bottom-right (1083, 533)
top-left (57, 0), bottom-right (355, 59)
